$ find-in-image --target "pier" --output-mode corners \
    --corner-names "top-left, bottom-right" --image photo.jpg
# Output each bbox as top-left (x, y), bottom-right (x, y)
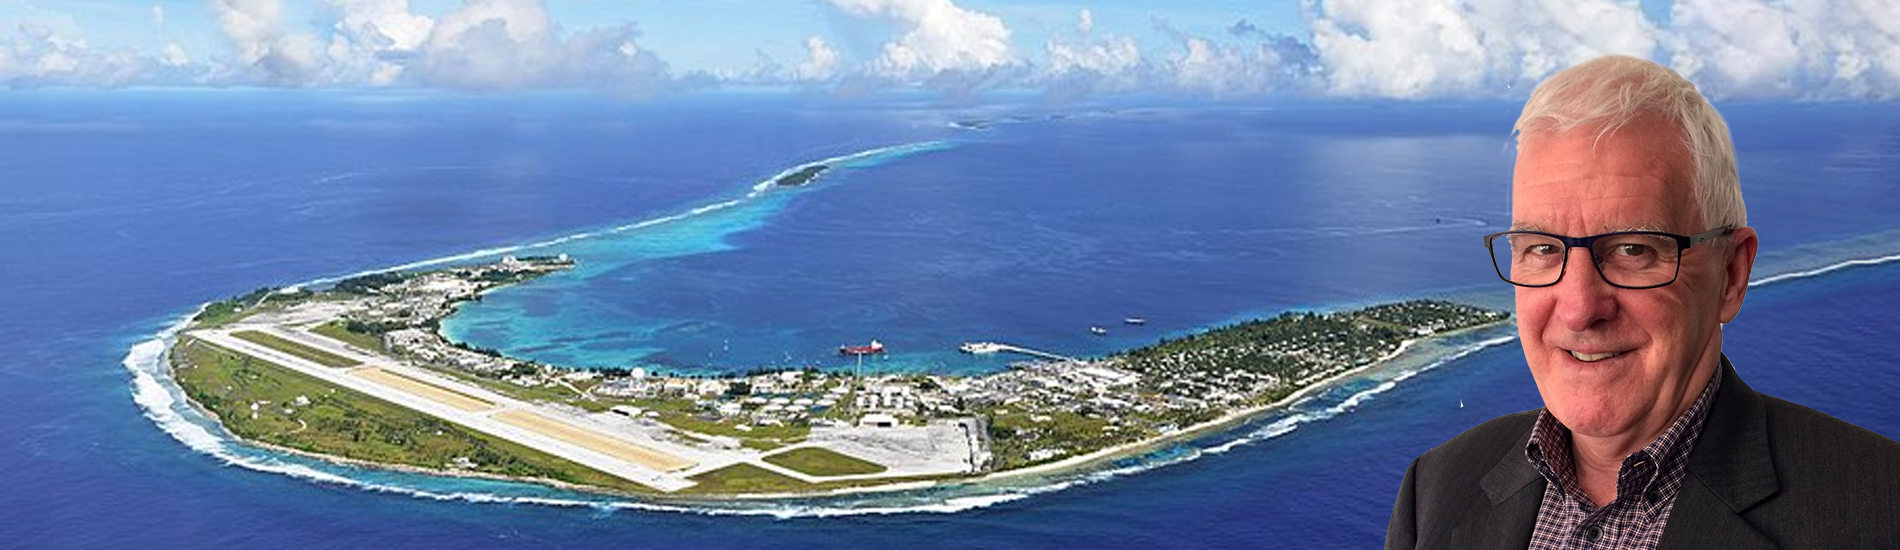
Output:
top-left (961, 341), bottom-right (1080, 363)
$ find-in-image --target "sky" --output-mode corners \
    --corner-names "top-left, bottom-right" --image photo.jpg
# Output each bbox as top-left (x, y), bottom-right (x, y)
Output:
top-left (0, 0), bottom-right (1895, 100)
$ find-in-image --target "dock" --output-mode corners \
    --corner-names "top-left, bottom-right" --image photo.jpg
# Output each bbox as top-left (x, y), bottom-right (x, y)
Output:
top-left (961, 341), bottom-right (1079, 363)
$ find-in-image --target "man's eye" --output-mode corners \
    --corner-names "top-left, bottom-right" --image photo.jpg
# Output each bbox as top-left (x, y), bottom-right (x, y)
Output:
top-left (1614, 244), bottom-right (1651, 256)
top-left (1527, 244), bottom-right (1558, 255)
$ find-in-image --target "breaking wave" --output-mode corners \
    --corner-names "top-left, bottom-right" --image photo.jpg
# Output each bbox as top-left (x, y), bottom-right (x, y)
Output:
top-left (1749, 252), bottom-right (1900, 287)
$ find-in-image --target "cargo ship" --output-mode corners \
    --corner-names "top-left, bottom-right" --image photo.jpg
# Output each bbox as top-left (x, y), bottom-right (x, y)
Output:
top-left (838, 340), bottom-right (885, 356)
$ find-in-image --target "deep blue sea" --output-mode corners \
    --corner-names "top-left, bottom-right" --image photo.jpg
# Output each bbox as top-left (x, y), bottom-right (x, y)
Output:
top-left (3, 91), bottom-right (1897, 549)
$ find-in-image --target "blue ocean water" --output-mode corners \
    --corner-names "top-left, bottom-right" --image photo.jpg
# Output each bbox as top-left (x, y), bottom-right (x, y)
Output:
top-left (2, 91), bottom-right (1897, 549)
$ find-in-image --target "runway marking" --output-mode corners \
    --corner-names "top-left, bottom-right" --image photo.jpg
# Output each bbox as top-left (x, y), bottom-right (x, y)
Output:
top-left (351, 367), bottom-right (497, 413)
top-left (493, 410), bottom-right (696, 472)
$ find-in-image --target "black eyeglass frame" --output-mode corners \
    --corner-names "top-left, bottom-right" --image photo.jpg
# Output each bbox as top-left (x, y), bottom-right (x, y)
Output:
top-left (1483, 226), bottom-right (1735, 289)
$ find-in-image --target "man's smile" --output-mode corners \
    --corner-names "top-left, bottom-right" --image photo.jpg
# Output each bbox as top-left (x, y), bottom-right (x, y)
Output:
top-left (1565, 348), bottom-right (1626, 361)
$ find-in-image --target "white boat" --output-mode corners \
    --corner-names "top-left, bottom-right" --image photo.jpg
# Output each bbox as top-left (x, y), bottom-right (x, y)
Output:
top-left (1123, 317), bottom-right (1147, 325)
top-left (960, 342), bottom-right (1005, 354)
top-left (1089, 326), bottom-right (1108, 335)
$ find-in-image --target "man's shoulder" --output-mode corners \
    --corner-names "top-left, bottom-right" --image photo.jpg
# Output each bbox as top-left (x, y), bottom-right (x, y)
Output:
top-left (1719, 391), bottom-right (1900, 544)
top-left (1759, 393), bottom-right (1900, 472)
top-left (1415, 409), bottom-right (1541, 474)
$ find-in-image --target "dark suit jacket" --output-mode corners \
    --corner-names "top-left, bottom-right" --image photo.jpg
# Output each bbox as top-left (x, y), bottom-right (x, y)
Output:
top-left (1387, 358), bottom-right (1900, 549)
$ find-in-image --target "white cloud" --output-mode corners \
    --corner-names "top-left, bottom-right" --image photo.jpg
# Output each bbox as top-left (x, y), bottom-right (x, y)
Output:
top-left (796, 35), bottom-right (840, 81)
top-left (414, 0), bottom-right (551, 88)
top-left (1669, 0), bottom-right (1900, 98)
top-left (1308, 0), bottom-right (1659, 98)
top-left (1167, 37), bottom-right (1279, 95)
top-left (1041, 9), bottom-right (1142, 94)
top-left (324, 0), bottom-right (436, 85)
top-left (5, 0), bottom-right (1899, 100)
top-left (162, 43), bottom-right (190, 67)
top-left (199, 0), bottom-right (670, 90)
top-left (0, 24), bottom-right (153, 87)
top-left (828, 0), bottom-right (1015, 82)
top-left (412, 0), bottom-right (668, 91)
top-left (210, 0), bottom-right (324, 84)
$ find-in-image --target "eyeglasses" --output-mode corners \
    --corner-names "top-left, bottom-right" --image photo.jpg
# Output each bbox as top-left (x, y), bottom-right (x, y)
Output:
top-left (1484, 227), bottom-right (1734, 289)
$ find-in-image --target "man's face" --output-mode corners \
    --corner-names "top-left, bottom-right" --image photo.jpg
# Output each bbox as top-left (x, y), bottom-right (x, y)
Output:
top-left (1511, 116), bottom-right (1741, 440)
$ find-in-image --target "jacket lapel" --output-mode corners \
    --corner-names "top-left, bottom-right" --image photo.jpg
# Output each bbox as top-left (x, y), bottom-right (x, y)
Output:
top-left (1657, 357), bottom-right (1780, 550)
top-left (1443, 441), bottom-right (1545, 549)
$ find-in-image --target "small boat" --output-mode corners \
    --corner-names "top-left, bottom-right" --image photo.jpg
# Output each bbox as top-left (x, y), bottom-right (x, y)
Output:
top-left (839, 340), bottom-right (885, 356)
top-left (1123, 317), bottom-right (1147, 325)
top-left (1089, 326), bottom-right (1108, 336)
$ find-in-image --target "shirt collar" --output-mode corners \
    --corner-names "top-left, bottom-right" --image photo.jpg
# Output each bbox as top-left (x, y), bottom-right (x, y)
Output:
top-left (1523, 364), bottom-right (1724, 515)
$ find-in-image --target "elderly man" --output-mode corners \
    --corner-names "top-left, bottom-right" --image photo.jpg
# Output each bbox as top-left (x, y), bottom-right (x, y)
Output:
top-left (1386, 55), bottom-right (1900, 549)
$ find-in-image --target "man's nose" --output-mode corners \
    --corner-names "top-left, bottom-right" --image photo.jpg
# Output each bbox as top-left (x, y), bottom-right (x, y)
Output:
top-left (1549, 247), bottom-right (1618, 332)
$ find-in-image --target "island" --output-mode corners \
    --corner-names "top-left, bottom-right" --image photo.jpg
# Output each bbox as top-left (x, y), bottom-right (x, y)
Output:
top-left (166, 255), bottom-right (1509, 498)
top-left (772, 164), bottom-right (828, 187)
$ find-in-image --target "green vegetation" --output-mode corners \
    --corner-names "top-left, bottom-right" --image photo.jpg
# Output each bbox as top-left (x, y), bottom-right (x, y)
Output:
top-left (193, 287), bottom-right (312, 327)
top-left (331, 272), bottom-right (409, 294)
top-left (762, 447), bottom-right (887, 477)
top-left (233, 330), bottom-right (359, 368)
top-left (311, 321), bottom-right (385, 353)
top-left (980, 407), bottom-right (1159, 470)
top-left (681, 463), bottom-right (955, 495)
top-left (740, 438), bottom-right (793, 452)
top-left (772, 164), bottom-right (828, 187)
top-left (683, 463), bottom-right (813, 494)
top-left (169, 337), bottom-right (654, 494)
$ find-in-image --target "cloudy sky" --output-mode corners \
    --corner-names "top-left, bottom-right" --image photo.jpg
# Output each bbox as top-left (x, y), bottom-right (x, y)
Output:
top-left (0, 0), bottom-right (1895, 99)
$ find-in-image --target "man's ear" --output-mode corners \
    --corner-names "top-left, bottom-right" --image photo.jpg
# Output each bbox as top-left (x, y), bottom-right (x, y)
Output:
top-left (1719, 227), bottom-right (1759, 324)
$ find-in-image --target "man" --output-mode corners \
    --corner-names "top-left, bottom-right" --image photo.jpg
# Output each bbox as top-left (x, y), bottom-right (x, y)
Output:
top-left (1386, 55), bottom-right (1900, 549)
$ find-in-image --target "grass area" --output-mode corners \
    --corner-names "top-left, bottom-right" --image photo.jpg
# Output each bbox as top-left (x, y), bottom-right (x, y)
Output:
top-left (169, 337), bottom-right (654, 495)
top-left (740, 438), bottom-right (792, 452)
top-left (680, 463), bottom-right (965, 495)
top-left (193, 288), bottom-right (303, 327)
top-left (981, 407), bottom-right (1144, 470)
top-left (683, 463), bottom-right (813, 494)
top-left (762, 447), bottom-right (887, 477)
top-left (310, 321), bottom-right (385, 354)
top-left (233, 330), bottom-right (359, 368)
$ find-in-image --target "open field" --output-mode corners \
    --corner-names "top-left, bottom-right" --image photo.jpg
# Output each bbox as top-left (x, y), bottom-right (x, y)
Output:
top-left (763, 447), bottom-right (888, 477)
top-left (234, 330), bottom-right (358, 368)
top-left (684, 463), bottom-right (813, 494)
top-left (311, 321), bottom-right (385, 353)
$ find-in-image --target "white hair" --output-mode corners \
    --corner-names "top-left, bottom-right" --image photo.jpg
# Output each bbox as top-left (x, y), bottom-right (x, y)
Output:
top-left (1513, 55), bottom-right (1746, 230)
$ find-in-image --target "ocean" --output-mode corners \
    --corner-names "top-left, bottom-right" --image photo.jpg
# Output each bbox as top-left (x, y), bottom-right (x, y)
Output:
top-left (2, 90), bottom-right (1896, 549)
